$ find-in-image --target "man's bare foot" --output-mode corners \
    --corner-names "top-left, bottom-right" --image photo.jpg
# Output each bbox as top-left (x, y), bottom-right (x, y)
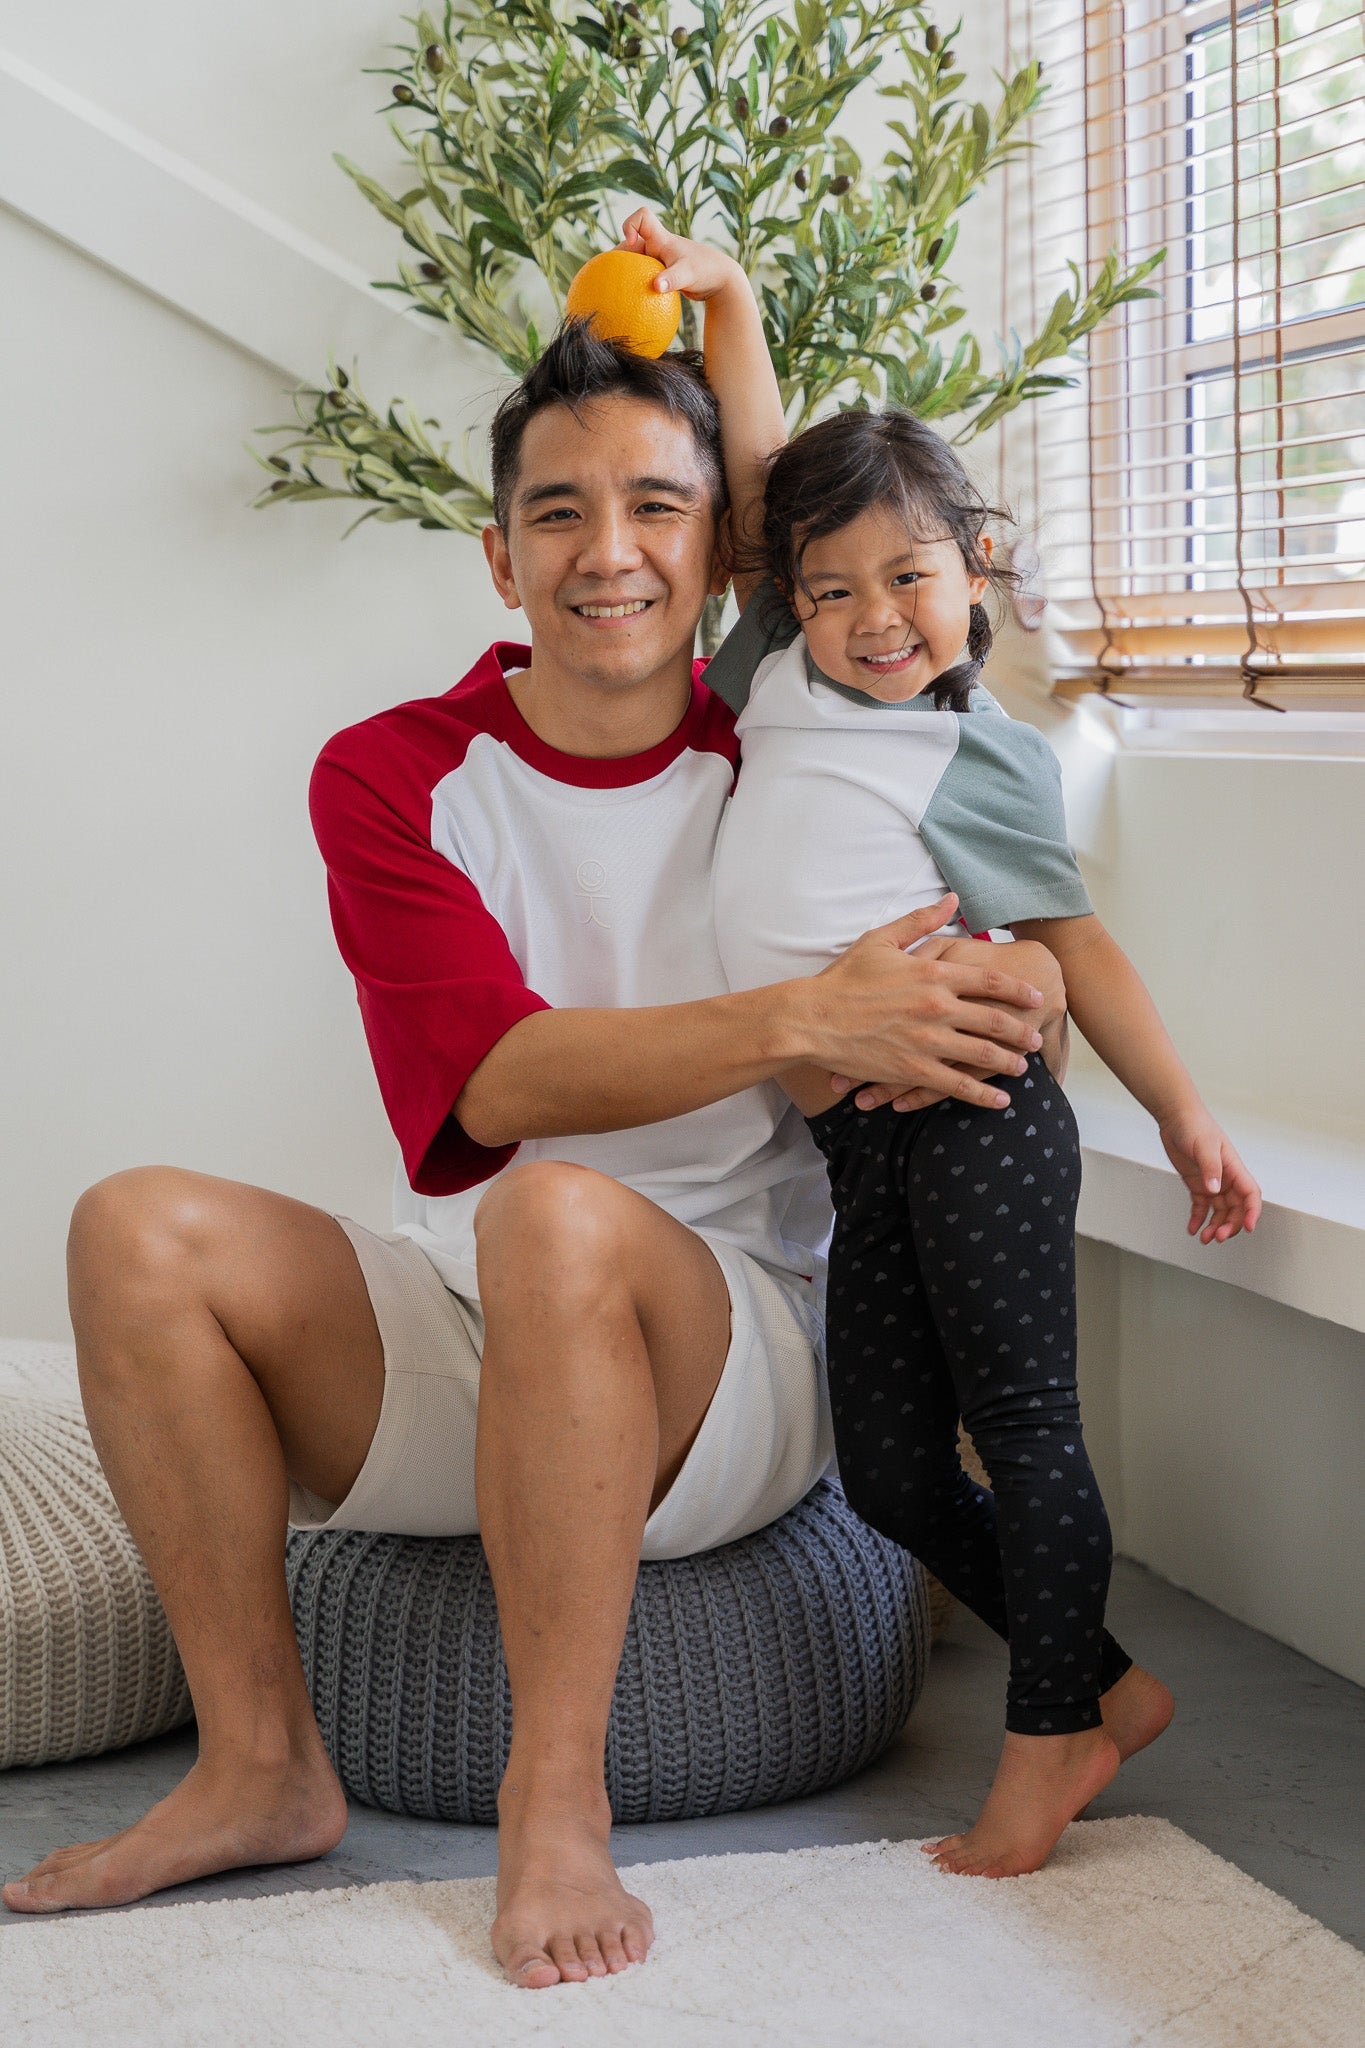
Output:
top-left (1, 1742), bottom-right (347, 1914)
top-left (923, 1726), bottom-right (1120, 1878)
top-left (1100, 1663), bottom-right (1174, 1763)
top-left (492, 1774), bottom-right (653, 1990)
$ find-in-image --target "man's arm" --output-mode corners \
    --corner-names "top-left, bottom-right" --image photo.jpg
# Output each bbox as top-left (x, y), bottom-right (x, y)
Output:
top-left (457, 897), bottom-right (1048, 1146)
top-left (619, 208), bottom-right (784, 613)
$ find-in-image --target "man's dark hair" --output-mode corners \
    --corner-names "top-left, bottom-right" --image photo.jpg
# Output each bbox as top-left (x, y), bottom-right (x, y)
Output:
top-left (489, 317), bottom-right (728, 533)
top-left (740, 407), bottom-right (1018, 712)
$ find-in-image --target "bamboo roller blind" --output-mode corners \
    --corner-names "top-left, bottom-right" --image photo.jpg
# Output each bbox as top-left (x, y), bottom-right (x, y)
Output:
top-left (1000, 0), bottom-right (1365, 702)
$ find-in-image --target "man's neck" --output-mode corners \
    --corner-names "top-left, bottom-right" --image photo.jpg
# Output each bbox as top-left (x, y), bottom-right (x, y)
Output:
top-left (505, 648), bottom-right (695, 760)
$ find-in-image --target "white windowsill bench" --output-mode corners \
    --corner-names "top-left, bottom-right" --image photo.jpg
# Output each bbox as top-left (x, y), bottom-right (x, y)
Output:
top-left (1069, 1068), bottom-right (1365, 1337)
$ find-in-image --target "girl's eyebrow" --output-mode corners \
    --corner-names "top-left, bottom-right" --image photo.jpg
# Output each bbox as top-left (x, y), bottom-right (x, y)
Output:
top-left (807, 550), bottom-right (924, 582)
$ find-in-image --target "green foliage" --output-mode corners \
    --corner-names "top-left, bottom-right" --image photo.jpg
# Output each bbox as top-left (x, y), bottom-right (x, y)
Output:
top-left (256, 363), bottom-right (491, 532)
top-left (255, 0), bottom-right (1160, 561)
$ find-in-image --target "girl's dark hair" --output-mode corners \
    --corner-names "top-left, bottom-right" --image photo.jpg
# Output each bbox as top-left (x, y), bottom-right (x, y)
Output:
top-left (489, 317), bottom-right (728, 532)
top-left (739, 408), bottom-right (1017, 710)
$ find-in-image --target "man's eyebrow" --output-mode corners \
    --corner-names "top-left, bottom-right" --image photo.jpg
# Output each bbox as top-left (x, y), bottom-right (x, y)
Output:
top-left (517, 481), bottom-right (580, 509)
top-left (517, 474), bottom-right (703, 510)
top-left (627, 474), bottom-right (702, 501)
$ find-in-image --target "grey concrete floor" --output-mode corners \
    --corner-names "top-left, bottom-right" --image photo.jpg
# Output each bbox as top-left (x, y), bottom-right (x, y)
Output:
top-left (1, 1557), bottom-right (1361, 1949)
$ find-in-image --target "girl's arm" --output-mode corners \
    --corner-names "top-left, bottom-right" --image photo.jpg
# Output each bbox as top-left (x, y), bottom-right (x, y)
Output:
top-left (1012, 914), bottom-right (1262, 1245)
top-left (618, 208), bottom-right (785, 612)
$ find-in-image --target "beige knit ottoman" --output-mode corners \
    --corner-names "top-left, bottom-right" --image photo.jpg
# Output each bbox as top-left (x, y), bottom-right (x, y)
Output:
top-left (0, 1341), bottom-right (191, 1769)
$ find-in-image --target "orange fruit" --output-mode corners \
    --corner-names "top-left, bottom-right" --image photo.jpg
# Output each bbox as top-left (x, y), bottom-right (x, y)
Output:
top-left (564, 249), bottom-right (681, 357)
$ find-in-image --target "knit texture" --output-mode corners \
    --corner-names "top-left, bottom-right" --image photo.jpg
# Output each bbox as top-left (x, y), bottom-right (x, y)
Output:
top-left (0, 1342), bottom-right (191, 1770)
top-left (286, 1478), bottom-right (930, 1824)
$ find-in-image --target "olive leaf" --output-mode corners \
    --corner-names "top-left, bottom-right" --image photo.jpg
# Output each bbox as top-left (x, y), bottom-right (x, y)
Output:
top-left (255, 1), bottom-right (1161, 651)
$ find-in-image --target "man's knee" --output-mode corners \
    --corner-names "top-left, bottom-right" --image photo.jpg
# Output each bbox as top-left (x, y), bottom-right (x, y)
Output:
top-left (472, 1171), bottom-right (658, 1359)
top-left (474, 1161), bottom-right (637, 1309)
top-left (67, 1166), bottom-right (221, 1304)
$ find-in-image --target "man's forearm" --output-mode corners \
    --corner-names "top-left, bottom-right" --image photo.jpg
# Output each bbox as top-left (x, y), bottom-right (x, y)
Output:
top-left (458, 903), bottom-right (1054, 1147)
top-left (456, 988), bottom-right (803, 1149)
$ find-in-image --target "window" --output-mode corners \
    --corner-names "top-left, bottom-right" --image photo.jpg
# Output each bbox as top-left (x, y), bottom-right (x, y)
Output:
top-left (1006, 0), bottom-right (1365, 703)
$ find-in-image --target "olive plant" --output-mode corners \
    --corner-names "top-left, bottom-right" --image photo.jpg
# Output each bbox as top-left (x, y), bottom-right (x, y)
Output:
top-left (255, 0), bottom-right (1159, 649)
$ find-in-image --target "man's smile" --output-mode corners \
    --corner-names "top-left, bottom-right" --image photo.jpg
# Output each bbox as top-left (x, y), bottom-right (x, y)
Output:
top-left (571, 598), bottom-right (657, 622)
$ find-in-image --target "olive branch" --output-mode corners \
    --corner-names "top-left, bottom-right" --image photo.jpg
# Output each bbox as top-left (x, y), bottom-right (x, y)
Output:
top-left (254, 0), bottom-right (1160, 645)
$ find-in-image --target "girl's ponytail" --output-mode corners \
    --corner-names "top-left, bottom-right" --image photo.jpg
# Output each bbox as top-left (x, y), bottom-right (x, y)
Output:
top-left (929, 600), bottom-right (995, 710)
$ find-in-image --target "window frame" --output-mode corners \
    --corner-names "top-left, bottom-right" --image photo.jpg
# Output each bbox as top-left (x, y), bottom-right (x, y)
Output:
top-left (1057, 0), bottom-right (1365, 705)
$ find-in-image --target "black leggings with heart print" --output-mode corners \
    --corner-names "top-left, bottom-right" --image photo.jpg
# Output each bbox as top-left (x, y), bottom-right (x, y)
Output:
top-left (806, 1053), bottom-right (1132, 1735)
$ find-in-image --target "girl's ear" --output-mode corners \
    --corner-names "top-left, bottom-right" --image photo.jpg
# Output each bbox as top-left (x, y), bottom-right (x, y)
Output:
top-left (967, 529), bottom-right (993, 604)
top-left (777, 572), bottom-right (809, 616)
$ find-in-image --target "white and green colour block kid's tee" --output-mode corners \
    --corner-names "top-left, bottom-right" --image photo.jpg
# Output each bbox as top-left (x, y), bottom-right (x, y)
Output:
top-left (706, 579), bottom-right (1094, 995)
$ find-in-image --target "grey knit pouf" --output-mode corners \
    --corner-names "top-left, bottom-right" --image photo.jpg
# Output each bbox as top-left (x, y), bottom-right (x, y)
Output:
top-left (286, 1478), bottom-right (929, 1825)
top-left (0, 1342), bottom-right (192, 1770)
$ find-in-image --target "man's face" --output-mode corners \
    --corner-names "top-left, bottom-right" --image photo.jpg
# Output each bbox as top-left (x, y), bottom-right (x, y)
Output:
top-left (483, 394), bottom-right (728, 690)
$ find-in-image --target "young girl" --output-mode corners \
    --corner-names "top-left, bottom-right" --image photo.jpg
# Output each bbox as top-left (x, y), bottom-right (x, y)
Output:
top-left (619, 209), bottom-right (1262, 1879)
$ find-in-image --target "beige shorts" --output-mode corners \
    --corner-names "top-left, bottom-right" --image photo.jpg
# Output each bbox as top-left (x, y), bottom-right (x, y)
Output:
top-left (288, 1217), bottom-right (833, 1561)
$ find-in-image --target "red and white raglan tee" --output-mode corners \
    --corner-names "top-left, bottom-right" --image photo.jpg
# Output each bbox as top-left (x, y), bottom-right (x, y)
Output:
top-left (310, 641), bottom-right (829, 1298)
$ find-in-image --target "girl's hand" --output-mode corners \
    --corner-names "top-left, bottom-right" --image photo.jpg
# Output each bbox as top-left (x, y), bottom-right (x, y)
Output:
top-left (1158, 1106), bottom-right (1262, 1244)
top-left (617, 207), bottom-right (743, 302)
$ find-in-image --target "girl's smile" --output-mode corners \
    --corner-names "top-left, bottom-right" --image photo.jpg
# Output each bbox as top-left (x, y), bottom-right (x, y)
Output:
top-left (854, 643), bottom-right (923, 678)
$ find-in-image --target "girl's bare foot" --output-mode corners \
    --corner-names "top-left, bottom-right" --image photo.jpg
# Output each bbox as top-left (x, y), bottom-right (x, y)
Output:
top-left (1, 1743), bottom-right (348, 1914)
top-left (923, 1726), bottom-right (1120, 1878)
top-left (1100, 1663), bottom-right (1174, 1762)
top-left (492, 1774), bottom-right (653, 1990)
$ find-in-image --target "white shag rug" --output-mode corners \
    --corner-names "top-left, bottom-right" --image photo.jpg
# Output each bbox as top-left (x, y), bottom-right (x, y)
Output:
top-left (4, 1817), bottom-right (1362, 2047)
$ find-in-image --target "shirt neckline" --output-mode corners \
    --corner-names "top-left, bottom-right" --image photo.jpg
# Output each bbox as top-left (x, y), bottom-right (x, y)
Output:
top-left (481, 641), bottom-right (716, 789)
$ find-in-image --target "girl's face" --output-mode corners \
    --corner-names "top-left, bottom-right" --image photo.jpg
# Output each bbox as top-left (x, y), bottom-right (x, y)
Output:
top-left (787, 502), bottom-right (990, 703)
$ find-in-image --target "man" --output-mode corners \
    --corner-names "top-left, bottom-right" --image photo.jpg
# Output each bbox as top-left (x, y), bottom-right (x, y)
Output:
top-left (3, 311), bottom-right (1057, 1987)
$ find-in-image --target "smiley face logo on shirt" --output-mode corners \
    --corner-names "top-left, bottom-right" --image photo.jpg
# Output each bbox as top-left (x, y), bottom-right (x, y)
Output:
top-left (576, 859), bottom-right (610, 926)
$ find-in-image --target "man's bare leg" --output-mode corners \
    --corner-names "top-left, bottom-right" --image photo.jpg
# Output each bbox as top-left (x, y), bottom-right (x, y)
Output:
top-left (471, 1162), bottom-right (732, 1990)
top-left (2, 1168), bottom-right (386, 1913)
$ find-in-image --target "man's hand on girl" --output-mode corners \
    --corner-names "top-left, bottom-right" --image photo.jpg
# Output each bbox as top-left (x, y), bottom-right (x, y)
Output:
top-left (816, 898), bottom-right (1048, 1115)
top-left (1158, 1109), bottom-right (1262, 1243)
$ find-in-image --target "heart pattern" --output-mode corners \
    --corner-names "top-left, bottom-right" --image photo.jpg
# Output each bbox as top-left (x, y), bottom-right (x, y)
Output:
top-left (809, 1059), bottom-right (1122, 1735)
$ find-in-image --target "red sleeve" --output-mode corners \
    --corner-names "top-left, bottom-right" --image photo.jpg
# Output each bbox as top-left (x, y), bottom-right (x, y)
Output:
top-left (310, 721), bottom-right (550, 1197)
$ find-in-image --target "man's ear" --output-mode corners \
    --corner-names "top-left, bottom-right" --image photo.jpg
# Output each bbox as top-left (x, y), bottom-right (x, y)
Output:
top-left (703, 516), bottom-right (736, 598)
top-left (707, 510), bottom-right (734, 598)
top-left (482, 523), bottom-right (522, 611)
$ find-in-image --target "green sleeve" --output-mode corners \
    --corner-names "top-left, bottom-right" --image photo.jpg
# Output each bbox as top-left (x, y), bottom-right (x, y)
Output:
top-left (919, 717), bottom-right (1094, 933)
top-left (698, 576), bottom-right (800, 716)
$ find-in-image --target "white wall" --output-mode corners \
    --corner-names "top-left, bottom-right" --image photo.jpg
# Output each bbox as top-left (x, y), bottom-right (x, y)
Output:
top-left (0, 0), bottom-right (409, 278)
top-left (0, 0), bottom-right (524, 1339)
top-left (1077, 1238), bottom-right (1365, 1689)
